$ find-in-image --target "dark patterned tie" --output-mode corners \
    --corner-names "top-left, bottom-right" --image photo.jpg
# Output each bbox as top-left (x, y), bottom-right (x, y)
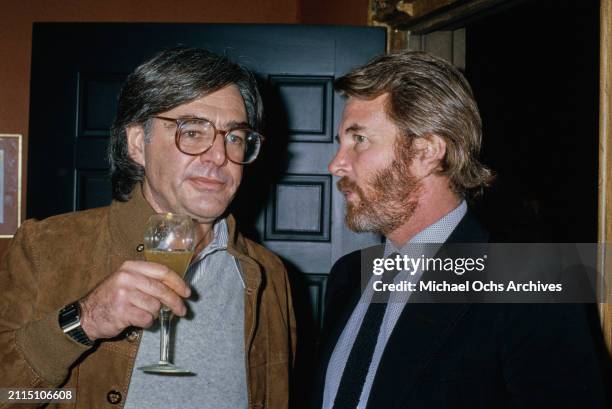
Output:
top-left (332, 254), bottom-right (399, 409)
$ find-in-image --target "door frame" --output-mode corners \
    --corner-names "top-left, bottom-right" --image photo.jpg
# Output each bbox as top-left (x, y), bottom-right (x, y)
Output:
top-left (598, 0), bottom-right (611, 355)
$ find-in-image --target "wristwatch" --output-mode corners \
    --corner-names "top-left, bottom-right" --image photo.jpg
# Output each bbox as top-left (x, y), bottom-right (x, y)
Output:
top-left (58, 302), bottom-right (94, 347)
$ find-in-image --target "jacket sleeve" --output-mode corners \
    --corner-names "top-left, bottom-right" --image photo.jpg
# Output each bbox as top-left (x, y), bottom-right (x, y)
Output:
top-left (0, 220), bottom-right (91, 395)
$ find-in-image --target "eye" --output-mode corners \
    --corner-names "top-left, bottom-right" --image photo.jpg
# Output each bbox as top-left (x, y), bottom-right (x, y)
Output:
top-left (181, 129), bottom-right (202, 139)
top-left (353, 134), bottom-right (368, 144)
top-left (226, 131), bottom-right (246, 145)
top-left (180, 119), bottom-right (212, 140)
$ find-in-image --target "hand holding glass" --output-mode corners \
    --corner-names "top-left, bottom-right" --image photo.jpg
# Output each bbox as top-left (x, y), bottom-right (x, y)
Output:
top-left (138, 213), bottom-right (195, 374)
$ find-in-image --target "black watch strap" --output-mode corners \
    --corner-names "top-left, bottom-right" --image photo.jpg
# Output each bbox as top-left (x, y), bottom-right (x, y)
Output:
top-left (58, 302), bottom-right (94, 347)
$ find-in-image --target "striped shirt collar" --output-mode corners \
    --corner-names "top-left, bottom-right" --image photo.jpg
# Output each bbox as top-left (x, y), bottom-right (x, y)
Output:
top-left (192, 217), bottom-right (229, 263)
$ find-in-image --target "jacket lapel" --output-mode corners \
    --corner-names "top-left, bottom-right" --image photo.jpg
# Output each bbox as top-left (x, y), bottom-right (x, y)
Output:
top-left (366, 211), bottom-right (488, 409)
top-left (225, 215), bottom-right (263, 358)
top-left (314, 251), bottom-right (362, 405)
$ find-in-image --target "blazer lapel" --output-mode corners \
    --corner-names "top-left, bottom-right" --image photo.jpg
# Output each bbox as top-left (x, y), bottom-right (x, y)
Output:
top-left (366, 211), bottom-right (488, 409)
top-left (318, 251), bottom-right (364, 355)
top-left (318, 280), bottom-right (361, 376)
top-left (314, 245), bottom-right (386, 408)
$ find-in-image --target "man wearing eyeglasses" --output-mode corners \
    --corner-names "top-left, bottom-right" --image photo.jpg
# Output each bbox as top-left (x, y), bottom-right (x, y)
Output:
top-left (0, 47), bottom-right (295, 409)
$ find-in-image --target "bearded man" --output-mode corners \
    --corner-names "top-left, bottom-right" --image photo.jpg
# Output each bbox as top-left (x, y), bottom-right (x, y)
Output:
top-left (312, 51), bottom-right (606, 409)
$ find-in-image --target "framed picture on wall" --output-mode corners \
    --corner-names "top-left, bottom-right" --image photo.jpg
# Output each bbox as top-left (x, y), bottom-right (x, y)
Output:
top-left (0, 134), bottom-right (22, 238)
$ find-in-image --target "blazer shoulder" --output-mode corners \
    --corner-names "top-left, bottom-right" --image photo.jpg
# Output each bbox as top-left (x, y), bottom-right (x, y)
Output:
top-left (326, 250), bottom-right (363, 302)
top-left (330, 249), bottom-right (361, 274)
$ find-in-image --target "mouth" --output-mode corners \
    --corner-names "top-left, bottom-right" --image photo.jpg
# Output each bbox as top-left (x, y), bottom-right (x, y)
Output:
top-left (340, 189), bottom-right (360, 204)
top-left (188, 176), bottom-right (226, 190)
top-left (337, 178), bottom-right (361, 201)
top-left (341, 188), bottom-right (354, 197)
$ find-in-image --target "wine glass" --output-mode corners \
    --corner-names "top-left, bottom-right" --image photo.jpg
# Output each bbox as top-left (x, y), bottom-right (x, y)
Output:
top-left (138, 213), bottom-right (195, 374)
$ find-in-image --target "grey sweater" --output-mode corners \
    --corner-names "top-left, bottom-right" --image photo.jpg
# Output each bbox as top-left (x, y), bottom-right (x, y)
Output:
top-left (124, 219), bottom-right (247, 409)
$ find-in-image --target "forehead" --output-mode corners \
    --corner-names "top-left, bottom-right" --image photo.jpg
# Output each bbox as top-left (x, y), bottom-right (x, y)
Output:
top-left (341, 94), bottom-right (390, 125)
top-left (169, 85), bottom-right (247, 121)
top-left (340, 93), bottom-right (399, 135)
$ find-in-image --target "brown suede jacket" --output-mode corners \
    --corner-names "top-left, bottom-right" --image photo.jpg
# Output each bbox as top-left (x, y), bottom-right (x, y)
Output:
top-left (0, 187), bottom-right (296, 409)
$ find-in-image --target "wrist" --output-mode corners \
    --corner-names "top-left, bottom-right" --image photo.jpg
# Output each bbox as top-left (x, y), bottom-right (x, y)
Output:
top-left (78, 298), bottom-right (97, 341)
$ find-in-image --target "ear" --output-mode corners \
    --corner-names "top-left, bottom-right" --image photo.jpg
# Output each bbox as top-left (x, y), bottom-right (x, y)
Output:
top-left (411, 133), bottom-right (447, 177)
top-left (126, 124), bottom-right (146, 167)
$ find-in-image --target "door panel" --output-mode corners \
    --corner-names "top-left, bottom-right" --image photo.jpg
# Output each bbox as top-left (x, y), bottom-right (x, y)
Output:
top-left (271, 75), bottom-right (334, 142)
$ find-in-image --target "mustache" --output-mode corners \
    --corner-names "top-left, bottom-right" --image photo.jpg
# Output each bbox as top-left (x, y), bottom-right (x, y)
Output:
top-left (337, 177), bottom-right (365, 198)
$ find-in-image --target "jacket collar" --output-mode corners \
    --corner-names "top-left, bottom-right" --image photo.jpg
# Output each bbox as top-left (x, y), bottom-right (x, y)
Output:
top-left (445, 210), bottom-right (489, 244)
top-left (108, 184), bottom-right (157, 258)
top-left (225, 215), bottom-right (262, 291)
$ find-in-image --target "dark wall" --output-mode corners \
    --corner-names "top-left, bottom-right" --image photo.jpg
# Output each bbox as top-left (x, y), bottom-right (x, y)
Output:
top-left (466, 0), bottom-right (599, 242)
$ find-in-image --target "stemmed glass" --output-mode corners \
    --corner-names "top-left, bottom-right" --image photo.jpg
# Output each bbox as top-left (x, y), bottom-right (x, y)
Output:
top-left (138, 213), bottom-right (195, 374)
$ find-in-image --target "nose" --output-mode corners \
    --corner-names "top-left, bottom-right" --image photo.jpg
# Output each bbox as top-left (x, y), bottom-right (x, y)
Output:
top-left (199, 132), bottom-right (227, 166)
top-left (328, 145), bottom-right (350, 176)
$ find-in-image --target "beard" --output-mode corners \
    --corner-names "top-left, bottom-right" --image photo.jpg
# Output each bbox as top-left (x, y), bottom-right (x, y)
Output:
top-left (337, 139), bottom-right (421, 235)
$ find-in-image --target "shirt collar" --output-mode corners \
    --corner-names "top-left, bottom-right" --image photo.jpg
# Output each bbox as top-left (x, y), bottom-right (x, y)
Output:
top-left (192, 218), bottom-right (229, 263)
top-left (385, 200), bottom-right (467, 255)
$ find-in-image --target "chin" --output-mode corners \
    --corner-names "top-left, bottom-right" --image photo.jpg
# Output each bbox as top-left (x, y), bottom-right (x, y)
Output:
top-left (181, 190), bottom-right (231, 211)
top-left (187, 204), bottom-right (228, 222)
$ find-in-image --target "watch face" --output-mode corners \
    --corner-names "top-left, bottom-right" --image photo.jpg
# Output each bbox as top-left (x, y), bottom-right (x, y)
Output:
top-left (59, 302), bottom-right (93, 346)
top-left (59, 303), bottom-right (80, 327)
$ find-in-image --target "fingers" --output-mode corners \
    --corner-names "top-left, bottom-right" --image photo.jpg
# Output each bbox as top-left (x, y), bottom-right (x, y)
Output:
top-left (123, 261), bottom-right (191, 298)
top-left (127, 290), bottom-right (161, 318)
top-left (125, 305), bottom-right (156, 329)
top-left (129, 274), bottom-right (187, 317)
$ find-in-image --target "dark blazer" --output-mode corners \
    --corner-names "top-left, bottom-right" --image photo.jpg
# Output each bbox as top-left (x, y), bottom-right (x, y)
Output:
top-left (312, 212), bottom-right (607, 409)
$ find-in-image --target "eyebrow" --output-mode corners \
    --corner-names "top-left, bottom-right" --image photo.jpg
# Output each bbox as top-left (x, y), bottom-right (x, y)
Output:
top-left (176, 115), bottom-right (251, 129)
top-left (336, 124), bottom-right (366, 142)
top-left (176, 114), bottom-right (210, 121)
top-left (345, 124), bottom-right (366, 133)
top-left (226, 120), bottom-right (251, 129)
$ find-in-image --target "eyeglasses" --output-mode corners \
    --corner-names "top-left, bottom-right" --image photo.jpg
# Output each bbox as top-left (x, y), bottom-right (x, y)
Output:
top-left (152, 116), bottom-right (264, 164)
